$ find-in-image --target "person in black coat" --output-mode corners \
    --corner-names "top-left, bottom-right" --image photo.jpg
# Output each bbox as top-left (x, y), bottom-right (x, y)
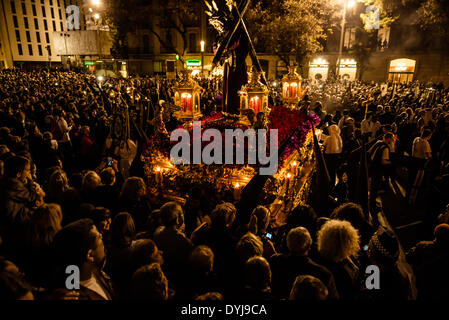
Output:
top-left (270, 227), bottom-right (339, 299)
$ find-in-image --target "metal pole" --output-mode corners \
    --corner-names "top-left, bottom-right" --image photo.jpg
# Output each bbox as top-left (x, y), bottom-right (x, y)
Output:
top-left (337, 0), bottom-right (347, 80)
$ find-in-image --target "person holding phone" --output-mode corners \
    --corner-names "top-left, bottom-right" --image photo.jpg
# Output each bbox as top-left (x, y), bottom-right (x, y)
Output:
top-left (247, 206), bottom-right (277, 259)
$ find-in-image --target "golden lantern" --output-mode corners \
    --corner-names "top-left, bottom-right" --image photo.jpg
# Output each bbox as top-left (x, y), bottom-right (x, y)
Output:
top-left (173, 70), bottom-right (202, 121)
top-left (282, 66), bottom-right (303, 107)
top-left (239, 66), bottom-right (269, 121)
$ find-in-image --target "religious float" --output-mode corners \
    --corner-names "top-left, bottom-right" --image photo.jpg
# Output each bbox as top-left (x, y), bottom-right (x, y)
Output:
top-left (142, 68), bottom-right (320, 224)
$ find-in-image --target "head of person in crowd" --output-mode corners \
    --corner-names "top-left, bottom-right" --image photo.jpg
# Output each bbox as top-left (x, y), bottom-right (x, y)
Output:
top-left (70, 172), bottom-right (84, 191)
top-left (209, 202), bottom-right (236, 231)
top-left (317, 219), bottom-right (360, 263)
top-left (0, 271), bottom-right (34, 300)
top-left (245, 256), bottom-right (271, 292)
top-left (433, 224), bottom-right (449, 249)
top-left (80, 126), bottom-right (90, 137)
top-left (235, 232), bottom-right (263, 264)
top-left (132, 263), bottom-right (168, 300)
top-left (248, 206), bottom-right (270, 235)
top-left (383, 132), bottom-right (395, 145)
top-left (51, 218), bottom-right (106, 283)
top-left (289, 275), bottom-right (328, 300)
top-left (382, 124), bottom-right (393, 134)
top-left (129, 239), bottom-right (164, 272)
top-left (26, 203), bottom-right (63, 249)
top-left (0, 145), bottom-right (10, 158)
top-left (82, 171), bottom-right (102, 194)
top-left (287, 204), bottom-right (318, 237)
top-left (421, 129), bottom-right (432, 140)
top-left (194, 292), bottom-right (224, 300)
top-left (159, 201), bottom-right (185, 231)
top-left (110, 212), bottom-right (136, 248)
top-left (100, 167), bottom-right (116, 186)
top-left (4, 155), bottom-right (31, 183)
top-left (89, 207), bottom-right (112, 236)
top-left (120, 177), bottom-right (146, 203)
top-left (330, 202), bottom-right (373, 243)
top-left (47, 169), bottom-right (70, 200)
top-left (367, 226), bottom-right (400, 267)
top-left (328, 124), bottom-right (341, 137)
top-left (189, 245), bottom-right (214, 275)
top-left (287, 227), bottom-right (313, 256)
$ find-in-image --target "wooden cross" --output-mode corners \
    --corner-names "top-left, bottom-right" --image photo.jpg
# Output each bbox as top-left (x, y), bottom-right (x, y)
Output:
top-left (212, 0), bottom-right (267, 85)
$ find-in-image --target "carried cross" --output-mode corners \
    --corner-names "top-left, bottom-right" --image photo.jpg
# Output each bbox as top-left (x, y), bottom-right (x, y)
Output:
top-left (211, 0), bottom-right (267, 85)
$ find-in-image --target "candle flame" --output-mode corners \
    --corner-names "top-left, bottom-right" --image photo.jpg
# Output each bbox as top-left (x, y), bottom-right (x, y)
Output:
top-left (286, 173), bottom-right (292, 179)
top-left (155, 167), bottom-right (161, 172)
top-left (292, 161), bottom-right (297, 167)
top-left (235, 182), bottom-right (240, 188)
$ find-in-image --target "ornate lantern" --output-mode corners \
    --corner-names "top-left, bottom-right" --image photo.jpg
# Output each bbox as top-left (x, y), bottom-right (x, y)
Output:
top-left (239, 67), bottom-right (269, 121)
top-left (173, 70), bottom-right (202, 121)
top-left (282, 66), bottom-right (303, 107)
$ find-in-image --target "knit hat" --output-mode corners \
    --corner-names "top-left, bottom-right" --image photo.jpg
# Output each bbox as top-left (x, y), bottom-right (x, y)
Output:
top-left (367, 226), bottom-right (399, 263)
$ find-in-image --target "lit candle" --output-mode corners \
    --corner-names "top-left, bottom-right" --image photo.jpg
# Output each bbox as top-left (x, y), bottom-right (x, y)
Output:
top-left (186, 94), bottom-right (192, 112)
top-left (181, 94), bottom-right (187, 112)
top-left (255, 96), bottom-right (260, 114)
top-left (286, 173), bottom-right (292, 195)
top-left (283, 83), bottom-right (289, 98)
top-left (155, 166), bottom-right (163, 187)
top-left (233, 182), bottom-right (242, 201)
top-left (291, 83), bottom-right (297, 98)
top-left (291, 161), bottom-right (298, 176)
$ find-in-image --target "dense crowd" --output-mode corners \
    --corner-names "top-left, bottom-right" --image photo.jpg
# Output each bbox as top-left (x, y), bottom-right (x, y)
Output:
top-left (0, 69), bottom-right (448, 300)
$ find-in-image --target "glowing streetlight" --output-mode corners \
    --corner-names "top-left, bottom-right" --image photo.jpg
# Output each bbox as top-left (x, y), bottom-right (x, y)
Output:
top-left (200, 40), bottom-right (205, 77)
top-left (200, 40), bottom-right (205, 53)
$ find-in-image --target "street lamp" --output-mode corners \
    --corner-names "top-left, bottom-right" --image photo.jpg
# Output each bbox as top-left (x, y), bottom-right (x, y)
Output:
top-left (337, 0), bottom-right (355, 80)
top-left (200, 40), bottom-right (205, 78)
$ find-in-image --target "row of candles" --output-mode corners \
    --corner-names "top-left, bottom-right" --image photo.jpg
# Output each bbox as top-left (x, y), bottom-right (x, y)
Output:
top-left (249, 96), bottom-right (261, 114)
top-left (283, 82), bottom-right (299, 98)
top-left (181, 93), bottom-right (193, 112)
top-left (285, 160), bottom-right (302, 196)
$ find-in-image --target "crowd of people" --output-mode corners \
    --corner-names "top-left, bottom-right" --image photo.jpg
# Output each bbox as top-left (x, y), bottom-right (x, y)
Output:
top-left (0, 68), bottom-right (448, 300)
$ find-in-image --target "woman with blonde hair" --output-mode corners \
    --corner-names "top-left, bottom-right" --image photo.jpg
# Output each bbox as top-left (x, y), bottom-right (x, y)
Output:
top-left (82, 170), bottom-right (102, 204)
top-left (117, 177), bottom-right (151, 230)
top-left (316, 219), bottom-right (361, 299)
top-left (46, 169), bottom-right (69, 203)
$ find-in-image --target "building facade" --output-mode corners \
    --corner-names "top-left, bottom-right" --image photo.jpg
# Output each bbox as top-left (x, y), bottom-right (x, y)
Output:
top-left (0, 0), bottom-right (114, 72)
top-left (0, 0), bottom-right (70, 69)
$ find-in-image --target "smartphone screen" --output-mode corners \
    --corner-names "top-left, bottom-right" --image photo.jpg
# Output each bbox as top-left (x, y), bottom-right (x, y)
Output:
top-left (265, 232), bottom-right (272, 239)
